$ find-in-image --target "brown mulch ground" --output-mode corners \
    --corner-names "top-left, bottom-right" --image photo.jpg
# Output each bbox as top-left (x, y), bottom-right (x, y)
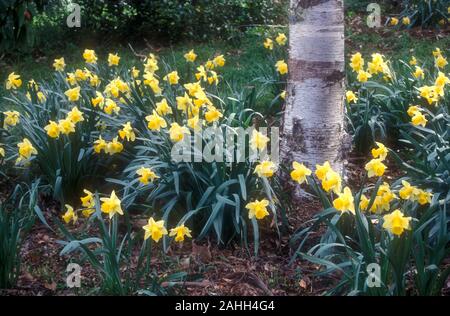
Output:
top-left (0, 150), bottom-right (393, 296)
top-left (0, 188), bottom-right (326, 296)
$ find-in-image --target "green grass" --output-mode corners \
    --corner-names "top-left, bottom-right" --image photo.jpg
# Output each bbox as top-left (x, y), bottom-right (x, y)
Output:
top-left (346, 27), bottom-right (450, 61)
top-left (0, 28), bottom-right (284, 107)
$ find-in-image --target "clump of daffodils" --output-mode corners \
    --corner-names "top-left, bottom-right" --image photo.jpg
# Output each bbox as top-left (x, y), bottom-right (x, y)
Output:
top-left (44, 106), bottom-right (84, 139)
top-left (289, 142), bottom-right (433, 237)
top-left (349, 52), bottom-right (390, 83)
top-left (0, 39), bottom-right (277, 254)
top-left (143, 217), bottom-right (192, 243)
top-left (263, 33), bottom-right (287, 50)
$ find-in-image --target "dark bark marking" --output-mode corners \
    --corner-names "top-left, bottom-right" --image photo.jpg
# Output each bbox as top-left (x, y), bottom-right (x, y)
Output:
top-left (290, 59), bottom-right (344, 82)
top-left (324, 69), bottom-right (345, 87)
top-left (290, 0), bottom-right (342, 23)
top-left (282, 117), bottom-right (306, 157)
top-left (298, 0), bottom-right (330, 9)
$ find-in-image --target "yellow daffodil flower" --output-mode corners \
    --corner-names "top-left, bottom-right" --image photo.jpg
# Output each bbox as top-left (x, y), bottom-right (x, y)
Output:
top-left (83, 49), bottom-right (97, 64)
top-left (246, 199), bottom-right (270, 220)
top-left (254, 160), bottom-right (277, 178)
top-left (204, 106), bottom-right (223, 123)
top-left (143, 217), bottom-right (168, 242)
top-left (399, 180), bottom-right (419, 201)
top-left (375, 182), bottom-right (396, 212)
top-left (187, 115), bottom-right (202, 131)
top-left (365, 158), bottom-right (387, 177)
top-left (275, 33), bottom-right (287, 46)
top-left (371, 142), bottom-right (388, 160)
top-left (418, 85), bottom-right (438, 105)
top-left (413, 66), bottom-right (424, 79)
top-left (290, 162), bottom-right (312, 184)
top-left (104, 99), bottom-right (120, 115)
top-left (357, 70), bottom-right (372, 83)
top-left (390, 17), bottom-right (399, 26)
top-left (195, 66), bottom-right (208, 82)
top-left (213, 55), bottom-right (225, 67)
top-left (411, 111), bottom-right (427, 127)
top-left (264, 38), bottom-right (273, 50)
top-left (359, 195), bottom-right (369, 211)
top-left (164, 71), bottom-right (180, 85)
top-left (407, 105), bottom-right (420, 117)
top-left (176, 93), bottom-right (194, 112)
top-left (184, 49), bottom-right (197, 62)
top-left (65, 86), bottom-right (81, 102)
top-left (3, 111), bottom-right (20, 128)
top-left (143, 72), bottom-right (162, 94)
top-left (417, 190), bottom-right (432, 205)
top-left (105, 137), bottom-right (123, 155)
top-left (66, 73), bottom-right (77, 86)
top-left (435, 72), bottom-right (450, 87)
top-left (321, 169), bottom-right (342, 194)
top-left (204, 59), bottom-right (214, 70)
top-left (58, 118), bottom-right (76, 135)
top-left (80, 189), bottom-right (95, 217)
top-left (74, 68), bottom-right (87, 81)
top-left (136, 166), bottom-right (159, 184)
top-left (155, 98), bottom-right (173, 116)
top-left (131, 66), bottom-right (140, 78)
top-left (207, 70), bottom-right (219, 85)
top-left (91, 91), bottom-right (105, 108)
top-left (89, 74), bottom-right (101, 87)
top-left (169, 224), bottom-right (192, 242)
top-left (383, 209), bottom-right (411, 236)
top-left (6, 72), bottom-right (22, 90)
top-left (435, 55), bottom-right (448, 69)
top-left (333, 187), bottom-right (355, 214)
top-left (315, 161), bottom-right (332, 181)
top-left (17, 138), bottom-right (37, 161)
top-left (100, 190), bottom-right (123, 219)
top-left (367, 53), bottom-right (386, 75)
top-left (44, 120), bottom-right (60, 138)
top-left (350, 52), bottom-right (364, 72)
top-left (67, 106), bottom-right (84, 124)
top-left (144, 54), bottom-right (159, 73)
top-left (108, 53), bottom-right (120, 67)
top-left (94, 136), bottom-right (107, 153)
top-left (118, 122), bottom-right (136, 142)
top-left (169, 123), bottom-right (189, 142)
top-left (346, 91), bottom-right (358, 103)
top-left (146, 110), bottom-right (167, 131)
top-left (184, 82), bottom-right (203, 97)
top-left (250, 129), bottom-right (269, 151)
top-left (275, 60), bottom-right (288, 75)
top-left (53, 57), bottom-right (66, 71)
top-left (62, 204), bottom-right (78, 224)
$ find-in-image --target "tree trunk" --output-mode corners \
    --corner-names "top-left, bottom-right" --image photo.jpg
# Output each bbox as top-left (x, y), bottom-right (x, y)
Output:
top-left (281, 0), bottom-right (346, 199)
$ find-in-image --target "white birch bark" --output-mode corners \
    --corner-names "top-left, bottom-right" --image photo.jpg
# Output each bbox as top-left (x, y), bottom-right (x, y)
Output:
top-left (281, 0), bottom-right (347, 199)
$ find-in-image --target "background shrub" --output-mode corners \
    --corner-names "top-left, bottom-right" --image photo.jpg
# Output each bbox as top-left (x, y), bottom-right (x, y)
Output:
top-left (0, 0), bottom-right (47, 52)
top-left (1, 0), bottom-right (287, 55)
